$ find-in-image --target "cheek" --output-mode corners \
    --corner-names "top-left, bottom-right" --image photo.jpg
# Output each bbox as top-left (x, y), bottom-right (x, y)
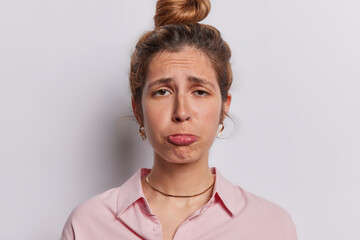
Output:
top-left (198, 100), bottom-right (222, 123)
top-left (142, 101), bottom-right (170, 133)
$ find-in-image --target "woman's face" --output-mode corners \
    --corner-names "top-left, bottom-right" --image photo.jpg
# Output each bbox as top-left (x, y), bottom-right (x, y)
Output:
top-left (134, 47), bottom-right (231, 164)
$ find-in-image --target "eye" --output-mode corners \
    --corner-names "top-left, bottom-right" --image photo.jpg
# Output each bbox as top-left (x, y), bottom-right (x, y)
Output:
top-left (154, 89), bottom-right (171, 96)
top-left (194, 90), bottom-right (209, 96)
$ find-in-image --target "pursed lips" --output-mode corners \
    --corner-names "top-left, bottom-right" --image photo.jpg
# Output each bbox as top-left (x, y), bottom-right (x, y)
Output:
top-left (167, 134), bottom-right (198, 146)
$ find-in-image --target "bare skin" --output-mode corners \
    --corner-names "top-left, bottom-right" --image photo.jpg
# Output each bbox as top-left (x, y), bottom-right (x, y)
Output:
top-left (133, 47), bottom-right (231, 240)
top-left (141, 161), bottom-right (215, 240)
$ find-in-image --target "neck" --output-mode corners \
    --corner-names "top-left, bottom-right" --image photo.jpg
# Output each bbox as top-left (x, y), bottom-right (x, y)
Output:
top-left (147, 152), bottom-right (214, 197)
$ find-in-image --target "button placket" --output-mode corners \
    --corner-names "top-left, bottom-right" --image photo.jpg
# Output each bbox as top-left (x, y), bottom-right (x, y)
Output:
top-left (173, 217), bottom-right (194, 240)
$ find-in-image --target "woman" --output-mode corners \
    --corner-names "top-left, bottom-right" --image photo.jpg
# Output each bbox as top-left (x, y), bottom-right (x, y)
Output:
top-left (61, 0), bottom-right (297, 239)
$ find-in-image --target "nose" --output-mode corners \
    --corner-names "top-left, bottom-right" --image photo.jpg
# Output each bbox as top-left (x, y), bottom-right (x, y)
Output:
top-left (172, 94), bottom-right (191, 122)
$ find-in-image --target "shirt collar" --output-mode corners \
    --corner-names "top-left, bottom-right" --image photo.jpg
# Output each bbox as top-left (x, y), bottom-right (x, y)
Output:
top-left (211, 167), bottom-right (246, 217)
top-left (116, 168), bottom-right (149, 217)
top-left (116, 168), bottom-right (246, 218)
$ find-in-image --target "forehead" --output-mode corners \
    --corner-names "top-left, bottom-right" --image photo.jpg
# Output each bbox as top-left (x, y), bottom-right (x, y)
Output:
top-left (146, 47), bottom-right (217, 83)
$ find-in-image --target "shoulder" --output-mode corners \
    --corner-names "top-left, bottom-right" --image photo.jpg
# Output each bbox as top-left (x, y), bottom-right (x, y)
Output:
top-left (68, 187), bottom-right (119, 222)
top-left (215, 169), bottom-right (296, 234)
top-left (61, 188), bottom-right (120, 239)
top-left (243, 190), bottom-right (291, 218)
top-left (61, 169), bottom-right (145, 239)
top-left (239, 188), bottom-right (297, 238)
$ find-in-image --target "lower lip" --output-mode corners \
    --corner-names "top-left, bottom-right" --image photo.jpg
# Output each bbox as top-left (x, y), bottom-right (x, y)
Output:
top-left (167, 135), bottom-right (198, 146)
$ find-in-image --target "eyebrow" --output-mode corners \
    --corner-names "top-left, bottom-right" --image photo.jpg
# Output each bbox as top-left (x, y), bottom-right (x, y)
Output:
top-left (147, 76), bottom-right (216, 90)
top-left (188, 76), bottom-right (216, 89)
top-left (147, 78), bottom-right (173, 90)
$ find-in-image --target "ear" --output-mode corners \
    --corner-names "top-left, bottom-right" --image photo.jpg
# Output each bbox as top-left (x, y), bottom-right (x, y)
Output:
top-left (221, 93), bottom-right (232, 122)
top-left (131, 98), bottom-right (143, 126)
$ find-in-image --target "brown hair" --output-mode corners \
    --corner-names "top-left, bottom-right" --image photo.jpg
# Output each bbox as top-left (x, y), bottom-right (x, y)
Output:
top-left (130, 0), bottom-right (233, 122)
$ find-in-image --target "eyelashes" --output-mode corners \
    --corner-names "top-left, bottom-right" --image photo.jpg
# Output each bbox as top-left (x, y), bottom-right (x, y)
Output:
top-left (152, 89), bottom-right (210, 97)
top-left (153, 89), bottom-right (171, 96)
top-left (193, 90), bottom-right (208, 96)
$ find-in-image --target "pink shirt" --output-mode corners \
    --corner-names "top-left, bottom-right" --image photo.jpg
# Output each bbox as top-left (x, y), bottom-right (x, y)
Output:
top-left (61, 168), bottom-right (297, 240)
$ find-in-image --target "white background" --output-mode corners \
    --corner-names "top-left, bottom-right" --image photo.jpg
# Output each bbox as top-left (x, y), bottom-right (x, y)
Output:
top-left (1, 0), bottom-right (359, 239)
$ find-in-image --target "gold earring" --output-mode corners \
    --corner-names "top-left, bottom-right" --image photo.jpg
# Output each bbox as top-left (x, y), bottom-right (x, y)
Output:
top-left (219, 123), bottom-right (224, 133)
top-left (217, 123), bottom-right (225, 138)
top-left (139, 126), bottom-right (146, 140)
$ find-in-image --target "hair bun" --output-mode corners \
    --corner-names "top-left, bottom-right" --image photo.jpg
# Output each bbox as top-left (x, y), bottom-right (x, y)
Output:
top-left (154, 0), bottom-right (211, 28)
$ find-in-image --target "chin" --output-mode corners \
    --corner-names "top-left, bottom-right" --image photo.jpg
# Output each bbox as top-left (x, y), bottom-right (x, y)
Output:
top-left (160, 149), bottom-right (206, 165)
